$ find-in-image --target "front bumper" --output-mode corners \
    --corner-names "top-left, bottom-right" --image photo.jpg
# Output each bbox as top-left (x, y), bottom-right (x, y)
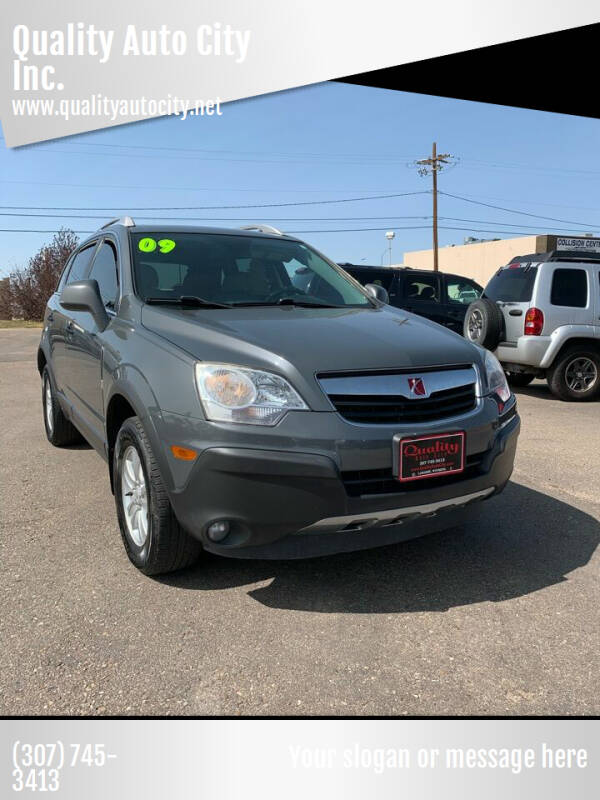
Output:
top-left (161, 400), bottom-right (520, 559)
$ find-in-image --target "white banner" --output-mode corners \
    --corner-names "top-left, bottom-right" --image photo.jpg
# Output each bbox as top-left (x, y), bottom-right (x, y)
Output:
top-left (1, 0), bottom-right (599, 145)
top-left (1, 719), bottom-right (597, 798)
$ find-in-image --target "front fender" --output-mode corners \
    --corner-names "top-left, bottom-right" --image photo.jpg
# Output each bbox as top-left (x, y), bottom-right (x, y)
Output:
top-left (104, 365), bottom-right (175, 492)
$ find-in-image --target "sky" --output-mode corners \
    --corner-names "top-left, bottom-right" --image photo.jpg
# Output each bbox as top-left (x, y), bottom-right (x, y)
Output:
top-left (1, 81), bottom-right (600, 276)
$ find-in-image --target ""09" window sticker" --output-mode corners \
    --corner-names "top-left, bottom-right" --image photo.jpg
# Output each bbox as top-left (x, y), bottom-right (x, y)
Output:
top-left (138, 237), bottom-right (176, 254)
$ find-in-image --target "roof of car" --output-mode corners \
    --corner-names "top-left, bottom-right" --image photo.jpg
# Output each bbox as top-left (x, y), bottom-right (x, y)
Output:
top-left (339, 263), bottom-right (482, 283)
top-left (508, 250), bottom-right (600, 264)
top-left (94, 218), bottom-right (301, 241)
top-left (127, 224), bottom-right (300, 240)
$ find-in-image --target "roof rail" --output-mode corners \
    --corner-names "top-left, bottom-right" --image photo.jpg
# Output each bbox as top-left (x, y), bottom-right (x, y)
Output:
top-left (100, 216), bottom-right (135, 230)
top-left (240, 224), bottom-right (283, 236)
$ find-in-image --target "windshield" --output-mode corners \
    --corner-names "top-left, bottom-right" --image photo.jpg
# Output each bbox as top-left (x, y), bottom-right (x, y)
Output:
top-left (484, 265), bottom-right (538, 303)
top-left (130, 232), bottom-right (371, 307)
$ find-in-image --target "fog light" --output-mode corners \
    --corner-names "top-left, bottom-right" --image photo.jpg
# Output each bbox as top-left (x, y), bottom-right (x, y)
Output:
top-left (207, 520), bottom-right (230, 542)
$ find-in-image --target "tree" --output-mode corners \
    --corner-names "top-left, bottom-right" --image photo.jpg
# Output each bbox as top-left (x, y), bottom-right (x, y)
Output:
top-left (0, 277), bottom-right (14, 320)
top-left (8, 229), bottom-right (79, 320)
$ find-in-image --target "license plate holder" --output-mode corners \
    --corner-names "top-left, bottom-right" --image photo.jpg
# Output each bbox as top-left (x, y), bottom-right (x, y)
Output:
top-left (397, 431), bottom-right (465, 482)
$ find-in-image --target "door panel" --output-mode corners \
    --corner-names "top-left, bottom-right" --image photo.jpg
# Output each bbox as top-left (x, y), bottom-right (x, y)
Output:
top-left (52, 243), bottom-right (97, 394)
top-left (62, 310), bottom-right (105, 448)
top-left (443, 276), bottom-right (483, 333)
top-left (61, 240), bottom-right (118, 445)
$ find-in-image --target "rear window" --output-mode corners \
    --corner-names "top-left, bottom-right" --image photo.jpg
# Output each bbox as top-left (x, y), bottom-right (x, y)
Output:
top-left (484, 265), bottom-right (538, 302)
top-left (550, 268), bottom-right (588, 307)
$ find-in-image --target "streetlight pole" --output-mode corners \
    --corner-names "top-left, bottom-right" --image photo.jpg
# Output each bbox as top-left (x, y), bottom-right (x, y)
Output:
top-left (385, 231), bottom-right (395, 266)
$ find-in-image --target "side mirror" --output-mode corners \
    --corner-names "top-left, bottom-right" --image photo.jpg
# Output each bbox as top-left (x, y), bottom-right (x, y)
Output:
top-left (364, 283), bottom-right (389, 304)
top-left (60, 279), bottom-right (109, 331)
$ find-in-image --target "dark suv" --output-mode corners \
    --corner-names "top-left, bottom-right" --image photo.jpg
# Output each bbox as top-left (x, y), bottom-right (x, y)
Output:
top-left (38, 219), bottom-right (519, 575)
top-left (340, 264), bottom-right (482, 334)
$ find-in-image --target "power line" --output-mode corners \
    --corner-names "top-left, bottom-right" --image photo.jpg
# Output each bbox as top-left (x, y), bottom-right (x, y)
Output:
top-left (439, 191), bottom-right (600, 228)
top-left (0, 210), bottom-right (597, 233)
top-left (0, 225), bottom-right (583, 237)
top-left (0, 177), bottom-right (405, 194)
top-left (21, 139), bottom-right (600, 176)
top-left (50, 140), bottom-right (420, 162)
top-left (0, 191), bottom-right (428, 212)
top-left (0, 211), bottom-right (433, 221)
top-left (19, 145), bottom-right (420, 168)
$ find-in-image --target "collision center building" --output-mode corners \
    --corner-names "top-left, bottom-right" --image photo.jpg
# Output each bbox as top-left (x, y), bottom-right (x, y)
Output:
top-left (401, 234), bottom-right (600, 286)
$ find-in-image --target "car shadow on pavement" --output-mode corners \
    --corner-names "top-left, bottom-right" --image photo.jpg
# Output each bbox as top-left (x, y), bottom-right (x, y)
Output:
top-left (511, 382), bottom-right (562, 402)
top-left (159, 481), bottom-right (599, 613)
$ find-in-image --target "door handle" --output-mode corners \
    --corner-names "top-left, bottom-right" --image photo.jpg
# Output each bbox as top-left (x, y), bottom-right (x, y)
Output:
top-left (66, 320), bottom-right (74, 334)
top-left (47, 312), bottom-right (54, 323)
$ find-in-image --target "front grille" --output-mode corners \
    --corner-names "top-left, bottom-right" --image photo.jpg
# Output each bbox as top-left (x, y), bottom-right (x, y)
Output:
top-left (328, 382), bottom-right (476, 425)
top-left (342, 453), bottom-right (485, 497)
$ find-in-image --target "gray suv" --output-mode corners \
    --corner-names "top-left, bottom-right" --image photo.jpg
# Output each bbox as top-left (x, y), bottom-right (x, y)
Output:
top-left (38, 219), bottom-right (520, 574)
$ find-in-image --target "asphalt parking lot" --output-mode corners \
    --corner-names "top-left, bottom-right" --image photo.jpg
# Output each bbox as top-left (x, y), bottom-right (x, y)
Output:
top-left (1, 328), bottom-right (598, 716)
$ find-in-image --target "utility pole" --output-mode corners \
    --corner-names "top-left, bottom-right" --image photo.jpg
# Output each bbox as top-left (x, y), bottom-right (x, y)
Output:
top-left (416, 142), bottom-right (452, 271)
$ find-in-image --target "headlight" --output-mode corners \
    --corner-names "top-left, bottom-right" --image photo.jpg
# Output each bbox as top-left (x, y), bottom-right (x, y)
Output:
top-left (481, 349), bottom-right (511, 405)
top-left (195, 363), bottom-right (308, 425)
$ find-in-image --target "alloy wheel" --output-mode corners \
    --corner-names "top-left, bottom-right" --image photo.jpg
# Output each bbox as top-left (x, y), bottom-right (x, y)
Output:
top-left (44, 377), bottom-right (54, 434)
top-left (121, 445), bottom-right (149, 547)
top-left (467, 308), bottom-right (483, 341)
top-left (565, 356), bottom-right (598, 394)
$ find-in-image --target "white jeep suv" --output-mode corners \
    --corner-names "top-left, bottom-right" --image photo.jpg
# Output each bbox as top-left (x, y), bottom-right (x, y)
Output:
top-left (464, 246), bottom-right (600, 401)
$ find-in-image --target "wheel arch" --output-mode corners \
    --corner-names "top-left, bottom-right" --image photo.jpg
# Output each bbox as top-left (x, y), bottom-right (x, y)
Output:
top-left (548, 336), bottom-right (600, 368)
top-left (105, 393), bottom-right (138, 493)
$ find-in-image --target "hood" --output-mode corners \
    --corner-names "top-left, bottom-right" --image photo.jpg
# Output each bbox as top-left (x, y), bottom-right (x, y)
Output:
top-left (141, 303), bottom-right (480, 378)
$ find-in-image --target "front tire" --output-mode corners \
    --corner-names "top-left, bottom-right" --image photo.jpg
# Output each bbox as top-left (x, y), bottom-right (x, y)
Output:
top-left (42, 366), bottom-right (83, 446)
top-left (547, 349), bottom-right (600, 402)
top-left (113, 416), bottom-right (202, 575)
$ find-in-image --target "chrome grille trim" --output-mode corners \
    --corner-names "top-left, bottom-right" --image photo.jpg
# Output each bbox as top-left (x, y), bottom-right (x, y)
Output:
top-left (318, 365), bottom-right (482, 426)
top-left (318, 366), bottom-right (478, 399)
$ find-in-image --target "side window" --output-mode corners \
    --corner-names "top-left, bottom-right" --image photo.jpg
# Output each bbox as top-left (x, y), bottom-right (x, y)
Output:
top-left (56, 252), bottom-right (76, 292)
top-left (550, 268), bottom-right (588, 308)
top-left (88, 241), bottom-right (119, 308)
top-left (65, 244), bottom-right (96, 286)
top-left (345, 269), bottom-right (394, 290)
top-left (446, 278), bottom-right (482, 305)
top-left (366, 270), bottom-right (395, 291)
top-left (342, 268), bottom-right (369, 285)
top-left (403, 274), bottom-right (440, 303)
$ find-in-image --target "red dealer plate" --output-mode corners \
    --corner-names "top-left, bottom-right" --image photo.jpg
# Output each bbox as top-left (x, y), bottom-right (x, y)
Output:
top-left (398, 431), bottom-right (465, 482)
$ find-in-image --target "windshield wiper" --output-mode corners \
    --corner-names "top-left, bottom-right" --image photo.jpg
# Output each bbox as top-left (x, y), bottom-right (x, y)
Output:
top-left (145, 295), bottom-right (232, 309)
top-left (231, 298), bottom-right (341, 309)
top-left (277, 298), bottom-right (341, 308)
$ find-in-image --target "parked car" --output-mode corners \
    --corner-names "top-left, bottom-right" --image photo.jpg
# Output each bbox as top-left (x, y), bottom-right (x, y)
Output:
top-left (463, 247), bottom-right (600, 401)
top-left (38, 219), bottom-right (519, 575)
top-left (339, 264), bottom-right (483, 334)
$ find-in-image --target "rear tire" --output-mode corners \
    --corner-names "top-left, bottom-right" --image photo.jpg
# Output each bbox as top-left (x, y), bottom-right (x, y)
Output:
top-left (113, 415), bottom-right (202, 575)
top-left (42, 366), bottom-right (83, 446)
top-left (463, 299), bottom-right (504, 349)
top-left (547, 348), bottom-right (600, 402)
top-left (506, 372), bottom-right (535, 387)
